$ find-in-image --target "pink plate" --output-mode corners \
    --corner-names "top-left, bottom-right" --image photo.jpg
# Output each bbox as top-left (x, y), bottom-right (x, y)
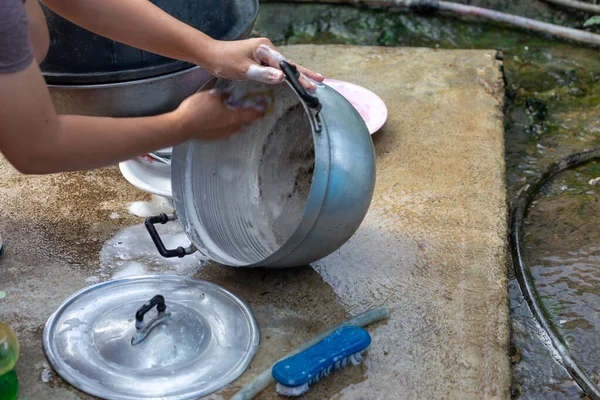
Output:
top-left (323, 79), bottom-right (388, 135)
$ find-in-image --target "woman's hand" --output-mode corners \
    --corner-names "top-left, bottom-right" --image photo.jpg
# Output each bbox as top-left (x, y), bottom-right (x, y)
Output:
top-left (202, 38), bottom-right (324, 91)
top-left (172, 90), bottom-right (265, 141)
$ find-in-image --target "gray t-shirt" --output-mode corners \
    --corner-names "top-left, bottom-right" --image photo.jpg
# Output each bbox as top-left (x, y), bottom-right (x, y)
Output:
top-left (0, 0), bottom-right (34, 73)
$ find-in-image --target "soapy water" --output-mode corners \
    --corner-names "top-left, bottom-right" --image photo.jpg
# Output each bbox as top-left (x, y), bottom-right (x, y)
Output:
top-left (128, 195), bottom-right (174, 218)
top-left (40, 362), bottom-right (53, 384)
top-left (98, 222), bottom-right (207, 279)
top-left (85, 276), bottom-right (100, 284)
top-left (258, 103), bottom-right (315, 247)
top-left (255, 44), bottom-right (286, 65)
top-left (111, 261), bottom-right (147, 279)
top-left (246, 64), bottom-right (284, 86)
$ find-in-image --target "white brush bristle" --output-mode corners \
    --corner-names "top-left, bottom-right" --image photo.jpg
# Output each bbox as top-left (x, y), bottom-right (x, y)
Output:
top-left (276, 382), bottom-right (310, 397)
top-left (275, 351), bottom-right (366, 397)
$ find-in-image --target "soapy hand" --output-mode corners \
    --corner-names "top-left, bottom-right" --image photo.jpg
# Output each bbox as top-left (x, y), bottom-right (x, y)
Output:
top-left (173, 90), bottom-right (265, 141)
top-left (203, 38), bottom-right (324, 91)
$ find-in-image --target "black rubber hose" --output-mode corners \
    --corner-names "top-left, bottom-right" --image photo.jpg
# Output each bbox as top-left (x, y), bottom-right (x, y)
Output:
top-left (510, 147), bottom-right (600, 400)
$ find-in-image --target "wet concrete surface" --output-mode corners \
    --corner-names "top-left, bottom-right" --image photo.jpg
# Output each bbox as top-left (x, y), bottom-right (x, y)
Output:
top-left (0, 45), bottom-right (509, 399)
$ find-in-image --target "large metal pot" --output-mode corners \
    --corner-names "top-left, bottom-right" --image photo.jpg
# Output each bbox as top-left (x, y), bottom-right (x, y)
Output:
top-left (47, 0), bottom-right (258, 117)
top-left (49, 67), bottom-right (212, 117)
top-left (145, 61), bottom-right (376, 267)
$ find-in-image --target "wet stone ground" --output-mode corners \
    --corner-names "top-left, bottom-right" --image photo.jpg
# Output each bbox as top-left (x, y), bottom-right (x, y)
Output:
top-left (252, 2), bottom-right (600, 399)
top-left (0, 45), bottom-right (509, 399)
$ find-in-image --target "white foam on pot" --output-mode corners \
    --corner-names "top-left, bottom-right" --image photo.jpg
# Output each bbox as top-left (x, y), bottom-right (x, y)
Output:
top-left (182, 80), bottom-right (314, 266)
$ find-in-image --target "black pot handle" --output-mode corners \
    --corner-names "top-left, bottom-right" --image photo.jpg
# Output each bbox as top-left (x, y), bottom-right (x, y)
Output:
top-left (145, 213), bottom-right (195, 258)
top-left (279, 60), bottom-right (320, 109)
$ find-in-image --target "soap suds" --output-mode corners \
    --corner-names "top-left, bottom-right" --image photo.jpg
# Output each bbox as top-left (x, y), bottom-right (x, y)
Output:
top-left (183, 79), bottom-right (316, 265)
top-left (99, 222), bottom-right (207, 278)
top-left (85, 276), bottom-right (100, 284)
top-left (128, 195), bottom-right (174, 217)
top-left (257, 103), bottom-right (314, 246)
top-left (246, 64), bottom-right (284, 85)
top-left (255, 44), bottom-right (286, 64)
top-left (41, 362), bottom-right (53, 383)
top-left (112, 261), bottom-right (147, 279)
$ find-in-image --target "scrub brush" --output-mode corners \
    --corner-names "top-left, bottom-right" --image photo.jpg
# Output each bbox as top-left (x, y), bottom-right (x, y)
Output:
top-left (272, 326), bottom-right (371, 397)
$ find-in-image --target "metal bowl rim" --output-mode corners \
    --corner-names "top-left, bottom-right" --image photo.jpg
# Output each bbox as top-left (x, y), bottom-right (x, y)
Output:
top-left (46, 65), bottom-right (207, 89)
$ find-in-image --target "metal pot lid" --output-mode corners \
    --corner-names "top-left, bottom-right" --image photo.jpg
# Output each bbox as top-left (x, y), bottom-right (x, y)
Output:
top-left (43, 275), bottom-right (259, 400)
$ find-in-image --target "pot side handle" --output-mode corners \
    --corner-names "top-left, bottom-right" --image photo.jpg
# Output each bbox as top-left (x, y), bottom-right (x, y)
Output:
top-left (145, 213), bottom-right (196, 258)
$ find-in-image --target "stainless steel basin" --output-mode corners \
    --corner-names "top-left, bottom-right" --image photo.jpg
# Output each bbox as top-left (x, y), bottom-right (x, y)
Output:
top-left (49, 66), bottom-right (212, 117)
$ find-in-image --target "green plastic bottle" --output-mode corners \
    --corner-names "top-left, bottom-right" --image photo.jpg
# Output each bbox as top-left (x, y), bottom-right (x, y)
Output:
top-left (0, 322), bottom-right (19, 400)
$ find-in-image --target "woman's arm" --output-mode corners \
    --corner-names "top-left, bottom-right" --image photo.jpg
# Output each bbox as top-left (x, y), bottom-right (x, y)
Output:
top-left (40, 0), bottom-right (323, 88)
top-left (41, 0), bottom-right (212, 67)
top-left (0, 62), bottom-right (263, 174)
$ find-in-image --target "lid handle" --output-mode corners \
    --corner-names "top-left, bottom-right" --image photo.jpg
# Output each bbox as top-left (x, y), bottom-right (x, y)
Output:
top-left (279, 60), bottom-right (320, 109)
top-left (131, 295), bottom-right (171, 346)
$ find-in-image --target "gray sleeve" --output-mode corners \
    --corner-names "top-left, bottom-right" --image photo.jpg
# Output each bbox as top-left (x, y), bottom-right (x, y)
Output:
top-left (0, 0), bottom-right (34, 73)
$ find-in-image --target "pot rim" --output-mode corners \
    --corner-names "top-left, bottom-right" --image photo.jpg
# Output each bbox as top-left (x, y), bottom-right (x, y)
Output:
top-left (46, 65), bottom-right (207, 89)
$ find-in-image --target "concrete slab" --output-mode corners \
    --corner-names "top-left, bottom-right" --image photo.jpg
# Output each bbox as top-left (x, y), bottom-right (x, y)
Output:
top-left (0, 45), bottom-right (509, 399)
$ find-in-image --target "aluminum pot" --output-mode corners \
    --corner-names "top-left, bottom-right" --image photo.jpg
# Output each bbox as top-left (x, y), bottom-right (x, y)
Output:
top-left (49, 67), bottom-right (212, 117)
top-left (145, 61), bottom-right (376, 267)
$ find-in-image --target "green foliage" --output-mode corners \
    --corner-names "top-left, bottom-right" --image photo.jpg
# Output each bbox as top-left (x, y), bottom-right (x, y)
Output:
top-left (584, 16), bottom-right (600, 28)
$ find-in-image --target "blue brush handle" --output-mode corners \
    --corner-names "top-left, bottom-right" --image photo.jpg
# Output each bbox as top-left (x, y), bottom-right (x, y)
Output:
top-left (272, 326), bottom-right (371, 387)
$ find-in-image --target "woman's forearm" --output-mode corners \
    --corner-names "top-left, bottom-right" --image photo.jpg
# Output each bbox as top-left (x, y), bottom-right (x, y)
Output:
top-left (39, 0), bottom-right (325, 88)
top-left (40, 0), bottom-right (215, 67)
top-left (0, 62), bottom-right (262, 176)
top-left (43, 113), bottom-right (185, 174)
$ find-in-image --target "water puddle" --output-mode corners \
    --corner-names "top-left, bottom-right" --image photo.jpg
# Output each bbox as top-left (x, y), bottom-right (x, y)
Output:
top-left (512, 168), bottom-right (600, 397)
top-left (111, 261), bottom-right (147, 279)
top-left (98, 222), bottom-right (207, 280)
